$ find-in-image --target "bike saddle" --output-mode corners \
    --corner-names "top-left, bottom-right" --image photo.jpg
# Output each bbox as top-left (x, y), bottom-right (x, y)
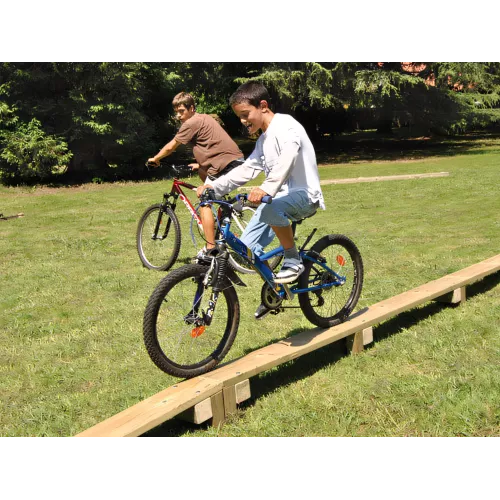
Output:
top-left (292, 209), bottom-right (317, 225)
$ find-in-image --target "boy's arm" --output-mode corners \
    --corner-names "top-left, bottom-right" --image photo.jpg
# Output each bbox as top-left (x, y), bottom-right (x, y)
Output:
top-left (148, 138), bottom-right (182, 166)
top-left (259, 140), bottom-right (300, 196)
top-left (210, 156), bottom-right (263, 197)
top-left (148, 119), bottom-right (195, 166)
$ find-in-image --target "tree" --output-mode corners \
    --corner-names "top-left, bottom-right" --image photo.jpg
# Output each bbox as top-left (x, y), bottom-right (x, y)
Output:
top-left (0, 118), bottom-right (72, 182)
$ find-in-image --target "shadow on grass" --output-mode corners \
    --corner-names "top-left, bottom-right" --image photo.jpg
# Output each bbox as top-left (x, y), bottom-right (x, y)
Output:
top-left (314, 132), bottom-right (500, 165)
top-left (143, 271), bottom-right (499, 437)
top-left (373, 271), bottom-right (499, 344)
top-left (11, 131), bottom-right (499, 188)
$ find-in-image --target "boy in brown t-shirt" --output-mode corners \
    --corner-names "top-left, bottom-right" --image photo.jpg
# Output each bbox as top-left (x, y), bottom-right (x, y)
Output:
top-left (148, 92), bottom-right (244, 257)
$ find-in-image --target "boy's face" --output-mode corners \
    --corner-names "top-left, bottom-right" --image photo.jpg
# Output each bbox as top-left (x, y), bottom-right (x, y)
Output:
top-left (232, 101), bottom-right (266, 135)
top-left (174, 104), bottom-right (195, 123)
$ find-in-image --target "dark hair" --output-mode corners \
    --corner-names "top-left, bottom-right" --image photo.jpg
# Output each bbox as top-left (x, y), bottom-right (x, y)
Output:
top-left (172, 92), bottom-right (195, 110)
top-left (229, 81), bottom-right (270, 108)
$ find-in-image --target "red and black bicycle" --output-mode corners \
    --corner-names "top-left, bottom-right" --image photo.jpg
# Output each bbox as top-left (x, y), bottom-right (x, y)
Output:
top-left (136, 163), bottom-right (281, 273)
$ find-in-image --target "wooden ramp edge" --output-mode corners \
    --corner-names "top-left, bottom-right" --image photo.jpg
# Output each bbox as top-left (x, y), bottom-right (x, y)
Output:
top-left (237, 172), bottom-right (450, 191)
top-left (320, 172), bottom-right (450, 185)
top-left (76, 254), bottom-right (500, 437)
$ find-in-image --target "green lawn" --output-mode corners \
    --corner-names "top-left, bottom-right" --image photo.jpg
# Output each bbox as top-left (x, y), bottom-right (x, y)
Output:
top-left (1, 136), bottom-right (499, 436)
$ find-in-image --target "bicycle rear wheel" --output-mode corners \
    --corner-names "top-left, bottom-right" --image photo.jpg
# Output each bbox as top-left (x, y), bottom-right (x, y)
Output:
top-left (298, 234), bottom-right (363, 328)
top-left (143, 264), bottom-right (240, 378)
top-left (137, 204), bottom-right (181, 271)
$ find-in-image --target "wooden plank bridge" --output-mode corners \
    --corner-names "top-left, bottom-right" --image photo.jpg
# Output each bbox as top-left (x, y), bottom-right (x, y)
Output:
top-left (76, 254), bottom-right (500, 437)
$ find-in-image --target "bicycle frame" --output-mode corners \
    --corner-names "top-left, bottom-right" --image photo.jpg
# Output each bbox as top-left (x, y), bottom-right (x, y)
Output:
top-left (214, 201), bottom-right (347, 299)
top-left (164, 178), bottom-right (203, 229)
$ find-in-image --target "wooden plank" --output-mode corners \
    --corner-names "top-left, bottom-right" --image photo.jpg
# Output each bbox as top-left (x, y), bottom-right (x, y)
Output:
top-left (237, 173), bottom-right (450, 192)
top-left (320, 172), bottom-right (450, 185)
top-left (203, 254), bottom-right (500, 387)
top-left (76, 254), bottom-right (499, 437)
top-left (76, 377), bottom-right (223, 437)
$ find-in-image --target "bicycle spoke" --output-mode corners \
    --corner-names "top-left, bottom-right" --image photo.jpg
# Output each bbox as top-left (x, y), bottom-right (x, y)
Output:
top-left (298, 235), bottom-right (363, 328)
top-left (154, 273), bottom-right (231, 367)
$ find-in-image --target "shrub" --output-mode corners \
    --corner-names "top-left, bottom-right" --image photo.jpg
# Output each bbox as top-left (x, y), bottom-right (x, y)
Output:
top-left (0, 119), bottom-right (73, 183)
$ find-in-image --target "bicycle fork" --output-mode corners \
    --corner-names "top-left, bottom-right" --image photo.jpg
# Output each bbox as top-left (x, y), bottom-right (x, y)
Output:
top-left (183, 248), bottom-right (230, 333)
top-left (153, 194), bottom-right (177, 240)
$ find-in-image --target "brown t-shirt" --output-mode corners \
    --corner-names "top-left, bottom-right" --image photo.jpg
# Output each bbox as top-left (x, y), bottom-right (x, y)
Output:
top-left (174, 113), bottom-right (243, 177)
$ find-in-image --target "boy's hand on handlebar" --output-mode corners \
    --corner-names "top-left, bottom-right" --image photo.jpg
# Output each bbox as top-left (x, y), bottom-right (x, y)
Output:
top-left (189, 163), bottom-right (200, 171)
top-left (197, 184), bottom-right (214, 198)
top-left (248, 187), bottom-right (269, 204)
top-left (147, 157), bottom-right (160, 167)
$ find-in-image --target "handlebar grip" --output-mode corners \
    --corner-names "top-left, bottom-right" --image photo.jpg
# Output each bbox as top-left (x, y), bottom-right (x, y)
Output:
top-left (235, 193), bottom-right (273, 204)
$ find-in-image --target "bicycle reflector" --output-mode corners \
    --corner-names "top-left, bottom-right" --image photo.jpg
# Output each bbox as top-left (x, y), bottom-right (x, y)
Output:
top-left (191, 326), bottom-right (205, 338)
top-left (337, 255), bottom-right (346, 266)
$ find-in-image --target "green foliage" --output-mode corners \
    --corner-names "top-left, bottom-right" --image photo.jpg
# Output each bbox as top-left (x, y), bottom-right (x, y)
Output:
top-left (0, 118), bottom-right (72, 182)
top-left (237, 62), bottom-right (338, 111)
top-left (0, 62), bottom-right (179, 182)
top-left (1, 62), bottom-right (500, 184)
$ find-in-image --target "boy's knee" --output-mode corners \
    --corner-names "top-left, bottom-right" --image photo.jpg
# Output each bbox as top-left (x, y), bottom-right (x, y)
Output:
top-left (260, 204), bottom-right (288, 227)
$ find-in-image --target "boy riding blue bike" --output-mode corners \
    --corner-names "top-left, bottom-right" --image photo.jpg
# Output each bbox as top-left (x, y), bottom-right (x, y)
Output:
top-left (198, 81), bottom-right (325, 319)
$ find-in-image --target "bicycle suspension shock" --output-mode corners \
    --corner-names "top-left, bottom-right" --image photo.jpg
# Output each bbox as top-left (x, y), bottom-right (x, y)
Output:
top-left (212, 246), bottom-right (230, 292)
top-left (201, 245), bottom-right (230, 326)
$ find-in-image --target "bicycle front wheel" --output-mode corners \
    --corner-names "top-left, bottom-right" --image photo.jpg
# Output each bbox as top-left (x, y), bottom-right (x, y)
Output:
top-left (137, 204), bottom-right (181, 271)
top-left (143, 264), bottom-right (240, 378)
top-left (298, 234), bottom-right (364, 328)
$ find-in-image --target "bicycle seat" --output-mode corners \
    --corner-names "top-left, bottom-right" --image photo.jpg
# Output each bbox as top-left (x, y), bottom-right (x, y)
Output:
top-left (291, 208), bottom-right (317, 224)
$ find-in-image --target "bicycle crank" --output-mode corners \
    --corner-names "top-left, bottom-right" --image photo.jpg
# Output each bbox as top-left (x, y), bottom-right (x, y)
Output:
top-left (261, 282), bottom-right (283, 311)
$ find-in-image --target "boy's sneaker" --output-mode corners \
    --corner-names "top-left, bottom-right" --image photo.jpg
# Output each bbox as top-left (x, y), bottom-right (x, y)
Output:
top-left (274, 257), bottom-right (305, 284)
top-left (254, 303), bottom-right (272, 320)
top-left (192, 247), bottom-right (208, 263)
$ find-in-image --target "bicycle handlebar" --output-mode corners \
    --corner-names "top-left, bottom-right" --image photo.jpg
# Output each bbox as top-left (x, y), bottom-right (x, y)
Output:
top-left (145, 161), bottom-right (194, 179)
top-left (200, 190), bottom-right (272, 207)
top-left (235, 193), bottom-right (273, 204)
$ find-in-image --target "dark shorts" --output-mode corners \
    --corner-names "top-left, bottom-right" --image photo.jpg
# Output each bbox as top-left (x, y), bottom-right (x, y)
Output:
top-left (207, 158), bottom-right (244, 181)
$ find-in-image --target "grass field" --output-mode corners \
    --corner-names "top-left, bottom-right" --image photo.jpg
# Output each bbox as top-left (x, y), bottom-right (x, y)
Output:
top-left (1, 134), bottom-right (499, 436)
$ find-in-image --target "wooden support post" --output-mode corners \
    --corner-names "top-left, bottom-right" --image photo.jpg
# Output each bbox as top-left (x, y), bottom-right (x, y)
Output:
top-left (222, 379), bottom-right (251, 420)
top-left (210, 391), bottom-right (225, 427)
top-left (435, 286), bottom-right (466, 305)
top-left (223, 386), bottom-right (238, 418)
top-left (346, 330), bottom-right (364, 354)
top-left (177, 398), bottom-right (212, 424)
top-left (235, 379), bottom-right (251, 404)
top-left (177, 379), bottom-right (251, 425)
top-left (362, 326), bottom-right (374, 346)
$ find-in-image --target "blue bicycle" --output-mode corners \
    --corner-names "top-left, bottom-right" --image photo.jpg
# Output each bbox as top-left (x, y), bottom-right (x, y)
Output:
top-left (143, 192), bottom-right (364, 378)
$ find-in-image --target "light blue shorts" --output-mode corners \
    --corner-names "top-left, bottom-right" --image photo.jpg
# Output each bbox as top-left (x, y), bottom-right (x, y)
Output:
top-left (240, 189), bottom-right (318, 256)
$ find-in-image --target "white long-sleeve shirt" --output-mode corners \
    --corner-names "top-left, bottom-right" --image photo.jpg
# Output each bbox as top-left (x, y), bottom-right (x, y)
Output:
top-left (210, 113), bottom-right (325, 209)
